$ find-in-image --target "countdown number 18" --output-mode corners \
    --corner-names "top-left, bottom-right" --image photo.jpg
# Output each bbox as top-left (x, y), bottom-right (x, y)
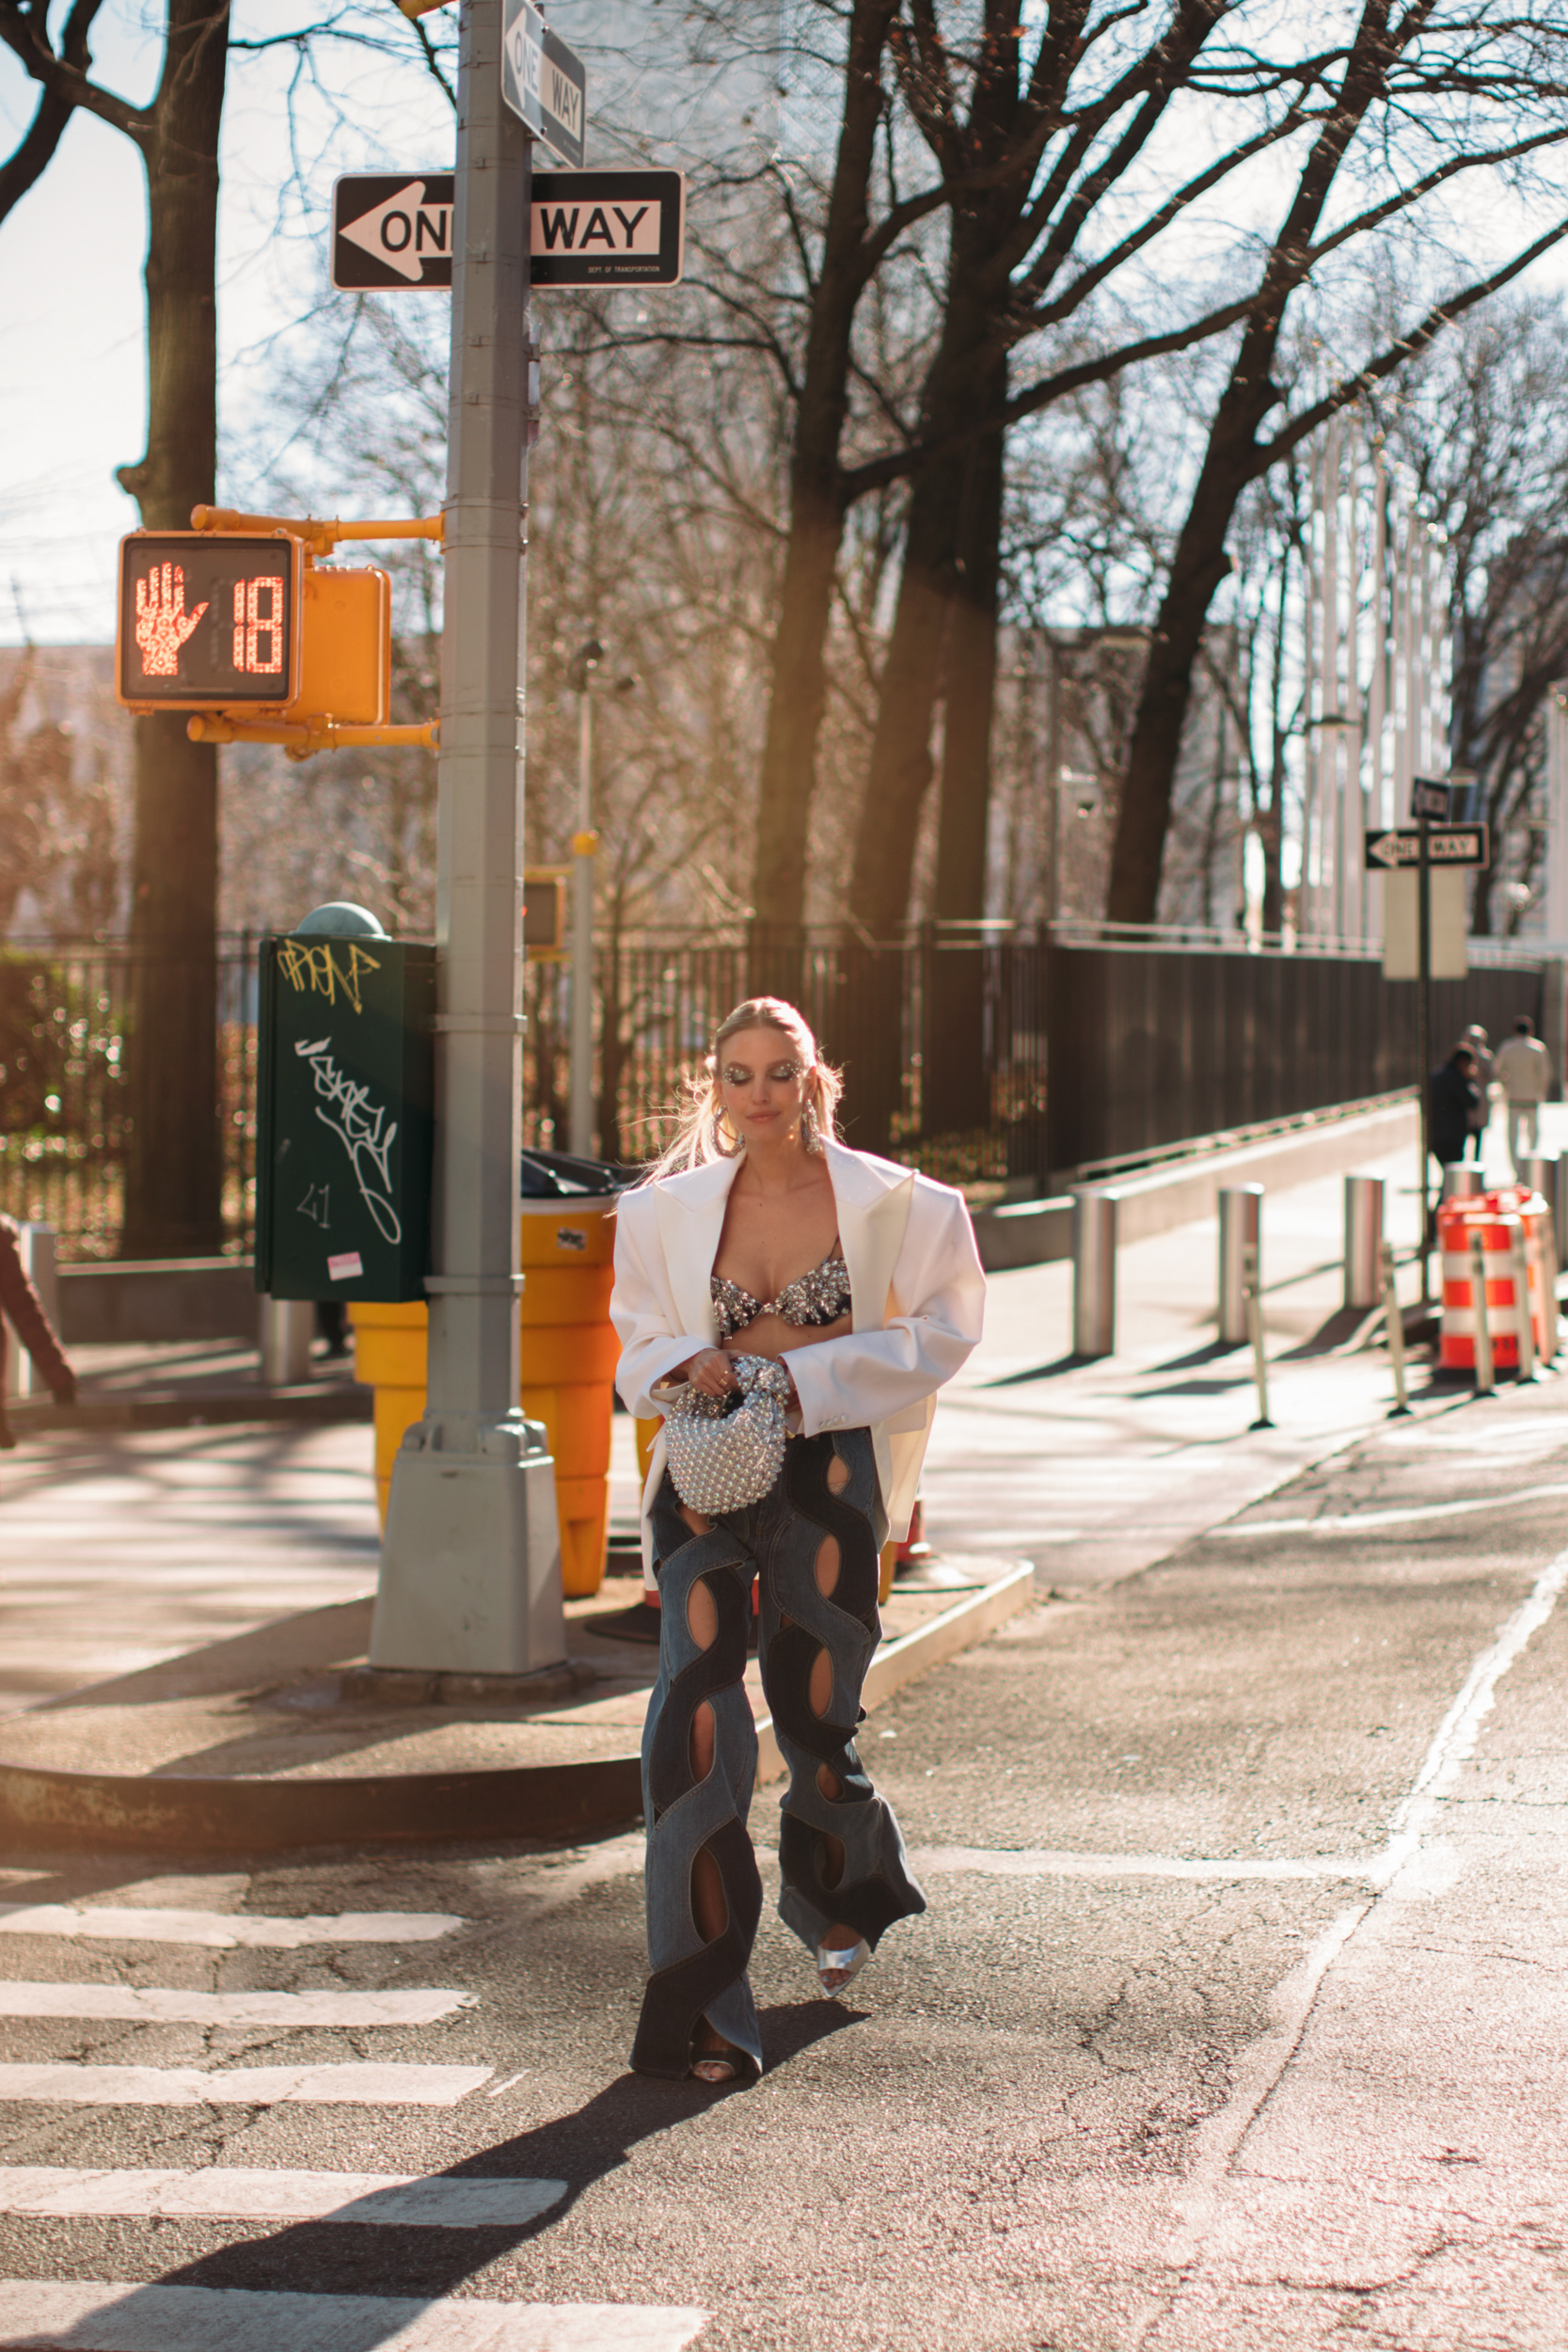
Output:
top-left (232, 576), bottom-right (284, 675)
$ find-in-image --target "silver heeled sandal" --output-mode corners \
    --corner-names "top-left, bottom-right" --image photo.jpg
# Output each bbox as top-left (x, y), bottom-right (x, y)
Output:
top-left (816, 1936), bottom-right (870, 1997)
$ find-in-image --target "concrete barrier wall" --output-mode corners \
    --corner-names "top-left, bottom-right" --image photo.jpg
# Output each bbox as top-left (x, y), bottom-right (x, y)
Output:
top-left (974, 1098), bottom-right (1418, 1274)
top-left (56, 1260), bottom-right (260, 1345)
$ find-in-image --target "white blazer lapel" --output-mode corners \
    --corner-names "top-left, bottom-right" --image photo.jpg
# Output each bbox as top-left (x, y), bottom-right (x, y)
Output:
top-left (826, 1141), bottom-right (913, 1331)
top-left (652, 1155), bottom-right (738, 1343)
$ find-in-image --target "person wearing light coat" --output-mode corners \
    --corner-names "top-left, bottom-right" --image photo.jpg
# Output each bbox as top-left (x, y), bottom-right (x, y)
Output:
top-left (610, 995), bottom-right (984, 2085)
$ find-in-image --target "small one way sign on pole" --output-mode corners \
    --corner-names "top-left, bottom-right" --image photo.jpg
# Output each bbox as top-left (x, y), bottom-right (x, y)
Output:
top-left (500, 0), bottom-right (586, 168)
top-left (331, 171), bottom-right (685, 291)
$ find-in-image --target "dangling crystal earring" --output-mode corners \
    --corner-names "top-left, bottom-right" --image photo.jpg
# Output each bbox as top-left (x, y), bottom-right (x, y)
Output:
top-left (713, 1103), bottom-right (742, 1158)
top-left (802, 1100), bottom-right (821, 1155)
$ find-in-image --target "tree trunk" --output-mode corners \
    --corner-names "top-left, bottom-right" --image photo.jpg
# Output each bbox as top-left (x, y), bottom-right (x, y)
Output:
top-left (933, 359), bottom-right (1006, 925)
top-left (118, 1), bottom-right (229, 1259)
top-left (845, 453), bottom-right (963, 935)
top-left (750, 0), bottom-right (898, 925)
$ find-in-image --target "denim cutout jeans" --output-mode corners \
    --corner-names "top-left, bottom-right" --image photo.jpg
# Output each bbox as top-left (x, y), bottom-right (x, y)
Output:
top-left (631, 1426), bottom-right (927, 2081)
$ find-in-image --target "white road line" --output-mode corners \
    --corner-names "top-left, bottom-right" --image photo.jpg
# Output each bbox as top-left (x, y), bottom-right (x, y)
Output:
top-left (0, 1908), bottom-right (461, 1948)
top-left (910, 1845), bottom-right (1384, 1883)
top-left (0, 1983), bottom-right (475, 2027)
top-left (0, 2281), bottom-right (708, 2349)
top-left (0, 2063), bottom-right (492, 2107)
top-left (1216, 1478), bottom-right (1568, 1536)
top-left (0, 2168), bottom-right (563, 2229)
top-left (1159, 1536), bottom-right (1568, 2286)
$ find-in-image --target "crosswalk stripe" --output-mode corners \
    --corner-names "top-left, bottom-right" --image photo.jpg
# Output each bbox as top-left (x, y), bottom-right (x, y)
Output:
top-left (0, 1907), bottom-right (460, 1948)
top-left (0, 2168), bottom-right (564, 2228)
top-left (0, 2063), bottom-right (492, 2107)
top-left (0, 2280), bottom-right (710, 2348)
top-left (0, 1982), bottom-right (475, 2027)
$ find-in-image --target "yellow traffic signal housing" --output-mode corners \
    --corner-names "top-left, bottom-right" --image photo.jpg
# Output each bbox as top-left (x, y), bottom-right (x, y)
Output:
top-left (524, 867), bottom-right (567, 961)
top-left (293, 562), bottom-right (391, 725)
top-left (115, 511), bottom-right (441, 759)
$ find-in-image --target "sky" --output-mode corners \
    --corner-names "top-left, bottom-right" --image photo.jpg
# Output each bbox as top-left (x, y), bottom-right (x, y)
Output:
top-left (6, 0), bottom-right (1568, 651)
top-left (1, 5), bottom-right (471, 646)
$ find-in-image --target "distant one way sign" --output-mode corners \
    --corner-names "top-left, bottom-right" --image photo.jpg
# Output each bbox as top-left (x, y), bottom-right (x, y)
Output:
top-left (1365, 824), bottom-right (1489, 870)
top-left (331, 171), bottom-right (685, 291)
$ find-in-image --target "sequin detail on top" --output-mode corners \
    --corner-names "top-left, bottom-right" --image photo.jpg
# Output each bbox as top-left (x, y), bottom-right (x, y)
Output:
top-left (711, 1249), bottom-right (852, 1338)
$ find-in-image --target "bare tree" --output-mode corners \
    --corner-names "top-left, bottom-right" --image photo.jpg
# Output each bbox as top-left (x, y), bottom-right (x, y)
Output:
top-left (1105, 0), bottom-right (1568, 922)
top-left (0, 0), bottom-right (453, 1250)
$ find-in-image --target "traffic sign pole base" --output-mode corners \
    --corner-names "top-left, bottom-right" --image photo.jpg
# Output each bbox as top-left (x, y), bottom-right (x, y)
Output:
top-left (372, 1418), bottom-right (567, 1676)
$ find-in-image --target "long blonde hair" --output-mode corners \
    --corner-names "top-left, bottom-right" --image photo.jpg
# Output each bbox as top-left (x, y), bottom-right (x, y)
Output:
top-left (646, 996), bottom-right (843, 1178)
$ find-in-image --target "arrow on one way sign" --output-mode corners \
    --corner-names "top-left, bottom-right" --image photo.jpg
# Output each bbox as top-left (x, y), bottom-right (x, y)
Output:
top-left (333, 176), bottom-right (451, 284)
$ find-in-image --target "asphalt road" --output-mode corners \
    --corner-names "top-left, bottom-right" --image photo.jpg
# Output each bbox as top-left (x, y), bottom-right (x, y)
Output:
top-left (4, 1380), bottom-right (1568, 2348)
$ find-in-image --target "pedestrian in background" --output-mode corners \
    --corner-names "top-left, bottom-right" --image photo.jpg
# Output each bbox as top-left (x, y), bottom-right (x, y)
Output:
top-left (1462, 1023), bottom-right (1494, 1160)
top-left (1430, 1044), bottom-right (1480, 1188)
top-left (0, 1214), bottom-right (77, 1450)
top-left (1496, 1015), bottom-right (1552, 1175)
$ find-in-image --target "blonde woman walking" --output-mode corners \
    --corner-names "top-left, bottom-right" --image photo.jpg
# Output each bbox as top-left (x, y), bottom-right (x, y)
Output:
top-left (610, 996), bottom-right (984, 2085)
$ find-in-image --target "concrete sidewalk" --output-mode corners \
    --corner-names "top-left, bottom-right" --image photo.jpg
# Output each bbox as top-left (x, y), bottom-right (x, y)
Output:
top-left (0, 1101), bottom-right (1556, 1854)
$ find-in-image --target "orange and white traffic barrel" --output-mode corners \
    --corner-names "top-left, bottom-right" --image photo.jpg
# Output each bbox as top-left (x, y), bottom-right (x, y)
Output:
top-left (1438, 1186), bottom-right (1553, 1373)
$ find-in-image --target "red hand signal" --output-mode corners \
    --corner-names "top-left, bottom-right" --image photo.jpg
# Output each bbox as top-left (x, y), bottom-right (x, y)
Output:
top-left (135, 563), bottom-right (209, 677)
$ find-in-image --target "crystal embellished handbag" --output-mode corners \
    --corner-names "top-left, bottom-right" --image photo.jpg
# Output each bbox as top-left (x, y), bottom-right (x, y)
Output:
top-left (654, 1353), bottom-right (793, 1514)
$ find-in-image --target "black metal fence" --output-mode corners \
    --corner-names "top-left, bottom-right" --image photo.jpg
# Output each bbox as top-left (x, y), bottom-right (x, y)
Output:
top-left (1042, 936), bottom-right (1551, 1172)
top-left (3, 924), bottom-right (1550, 1259)
top-left (0, 939), bottom-right (260, 1261)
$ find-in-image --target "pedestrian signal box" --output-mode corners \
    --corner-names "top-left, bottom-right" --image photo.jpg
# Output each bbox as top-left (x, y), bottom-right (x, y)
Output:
top-left (117, 531), bottom-right (391, 727)
top-left (256, 932), bottom-right (436, 1303)
top-left (118, 532), bottom-right (303, 708)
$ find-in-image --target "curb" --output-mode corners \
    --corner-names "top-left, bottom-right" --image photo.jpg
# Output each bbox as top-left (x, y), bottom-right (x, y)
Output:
top-left (0, 1753), bottom-right (642, 1858)
top-left (7, 1386), bottom-right (372, 1437)
top-left (0, 1566), bottom-right (1037, 1858)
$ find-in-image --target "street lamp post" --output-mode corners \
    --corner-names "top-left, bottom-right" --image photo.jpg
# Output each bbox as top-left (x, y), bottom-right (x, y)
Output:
top-left (567, 638), bottom-right (603, 1159)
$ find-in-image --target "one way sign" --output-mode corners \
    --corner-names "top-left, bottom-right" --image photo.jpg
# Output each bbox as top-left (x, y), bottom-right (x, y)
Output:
top-left (331, 171), bottom-right (685, 291)
top-left (1365, 824), bottom-right (1489, 869)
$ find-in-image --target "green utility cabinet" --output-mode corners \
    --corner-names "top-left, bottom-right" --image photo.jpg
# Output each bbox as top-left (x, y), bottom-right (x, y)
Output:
top-left (255, 933), bottom-right (436, 1302)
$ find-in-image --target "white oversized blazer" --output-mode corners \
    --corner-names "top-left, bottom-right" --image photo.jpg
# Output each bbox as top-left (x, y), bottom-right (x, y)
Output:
top-left (610, 1138), bottom-right (986, 1589)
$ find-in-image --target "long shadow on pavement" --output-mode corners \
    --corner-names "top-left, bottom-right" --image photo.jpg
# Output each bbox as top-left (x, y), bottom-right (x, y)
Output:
top-left (110, 2005), bottom-right (863, 2322)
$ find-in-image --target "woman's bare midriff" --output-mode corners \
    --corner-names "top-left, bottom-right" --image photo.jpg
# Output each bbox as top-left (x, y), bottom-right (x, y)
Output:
top-left (720, 1308), bottom-right (852, 1363)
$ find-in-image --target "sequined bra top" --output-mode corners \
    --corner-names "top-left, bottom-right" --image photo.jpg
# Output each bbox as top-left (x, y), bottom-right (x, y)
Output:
top-left (711, 1248), bottom-right (852, 1339)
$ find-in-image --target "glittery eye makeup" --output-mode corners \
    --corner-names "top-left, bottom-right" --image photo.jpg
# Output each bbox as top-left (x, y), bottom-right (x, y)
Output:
top-left (721, 1060), bottom-right (802, 1087)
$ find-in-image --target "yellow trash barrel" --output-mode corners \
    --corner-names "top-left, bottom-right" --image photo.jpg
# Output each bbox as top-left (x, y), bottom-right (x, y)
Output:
top-left (350, 1196), bottom-right (620, 1598)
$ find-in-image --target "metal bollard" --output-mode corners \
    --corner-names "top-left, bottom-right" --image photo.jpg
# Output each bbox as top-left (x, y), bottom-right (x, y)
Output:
top-left (1467, 1230), bottom-right (1495, 1395)
top-left (1343, 1173), bottom-right (1386, 1311)
top-left (1071, 1186), bottom-right (1119, 1359)
top-left (1508, 1218), bottom-right (1540, 1384)
top-left (1442, 1162), bottom-right (1484, 1203)
top-left (1522, 1153), bottom-right (1568, 1274)
top-left (1218, 1184), bottom-right (1263, 1344)
top-left (259, 1296), bottom-right (314, 1387)
top-left (1243, 1240), bottom-right (1273, 1428)
top-left (1379, 1237), bottom-right (1411, 1415)
top-left (5, 1224), bottom-right (60, 1401)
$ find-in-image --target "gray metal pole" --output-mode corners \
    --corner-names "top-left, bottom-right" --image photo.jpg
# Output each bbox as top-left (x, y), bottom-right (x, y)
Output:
top-left (1379, 1237), bottom-right (1411, 1415)
top-left (568, 682), bottom-right (595, 1157)
top-left (372, 0), bottom-right (564, 1676)
top-left (1441, 1162), bottom-right (1484, 1203)
top-left (1342, 1173), bottom-right (1385, 1310)
top-left (1217, 1184), bottom-right (1262, 1343)
top-left (1071, 1186), bottom-right (1118, 1358)
top-left (1468, 1229), bottom-right (1495, 1395)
